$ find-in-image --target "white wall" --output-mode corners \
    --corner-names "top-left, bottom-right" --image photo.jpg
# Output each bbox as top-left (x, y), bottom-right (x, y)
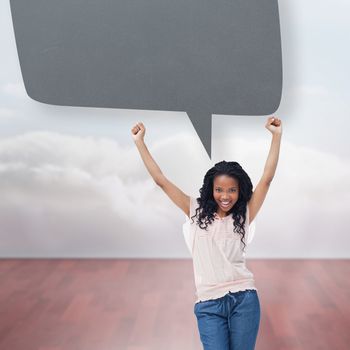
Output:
top-left (0, 0), bottom-right (349, 258)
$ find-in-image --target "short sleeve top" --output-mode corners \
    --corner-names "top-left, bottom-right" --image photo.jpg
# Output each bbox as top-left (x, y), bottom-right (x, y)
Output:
top-left (183, 197), bottom-right (256, 256)
top-left (183, 196), bottom-right (258, 303)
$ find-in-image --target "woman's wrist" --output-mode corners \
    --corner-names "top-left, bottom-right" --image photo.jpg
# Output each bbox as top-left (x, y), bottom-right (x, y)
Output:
top-left (271, 131), bottom-right (282, 138)
top-left (134, 138), bottom-right (145, 147)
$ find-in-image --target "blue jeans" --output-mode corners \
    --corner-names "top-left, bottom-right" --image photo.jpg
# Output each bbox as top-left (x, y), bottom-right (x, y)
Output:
top-left (194, 289), bottom-right (260, 350)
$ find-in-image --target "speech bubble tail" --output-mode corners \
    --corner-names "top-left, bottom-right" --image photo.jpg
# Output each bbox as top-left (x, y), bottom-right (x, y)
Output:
top-left (187, 111), bottom-right (212, 159)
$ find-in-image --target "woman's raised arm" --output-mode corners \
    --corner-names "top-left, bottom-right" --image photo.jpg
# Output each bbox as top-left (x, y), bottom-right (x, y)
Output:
top-left (131, 121), bottom-right (190, 217)
top-left (248, 116), bottom-right (282, 223)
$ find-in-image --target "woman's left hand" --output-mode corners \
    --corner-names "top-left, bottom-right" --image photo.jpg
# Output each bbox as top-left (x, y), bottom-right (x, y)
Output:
top-left (265, 116), bottom-right (282, 135)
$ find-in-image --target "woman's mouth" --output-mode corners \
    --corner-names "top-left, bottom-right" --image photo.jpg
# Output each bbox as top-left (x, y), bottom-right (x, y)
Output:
top-left (220, 201), bottom-right (231, 208)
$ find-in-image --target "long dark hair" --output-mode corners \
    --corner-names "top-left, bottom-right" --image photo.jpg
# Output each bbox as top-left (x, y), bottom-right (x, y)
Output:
top-left (190, 160), bottom-right (253, 252)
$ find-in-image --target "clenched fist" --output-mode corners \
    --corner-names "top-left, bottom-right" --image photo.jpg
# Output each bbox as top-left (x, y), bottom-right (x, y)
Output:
top-left (265, 116), bottom-right (282, 135)
top-left (131, 122), bottom-right (146, 143)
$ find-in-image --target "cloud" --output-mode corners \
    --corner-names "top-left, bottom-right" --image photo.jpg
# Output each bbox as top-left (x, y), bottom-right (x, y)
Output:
top-left (0, 131), bottom-right (207, 257)
top-left (0, 130), bottom-right (349, 258)
top-left (0, 132), bottom-right (147, 212)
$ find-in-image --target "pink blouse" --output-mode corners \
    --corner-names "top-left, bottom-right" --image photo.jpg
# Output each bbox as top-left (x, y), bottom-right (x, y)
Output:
top-left (183, 196), bottom-right (258, 303)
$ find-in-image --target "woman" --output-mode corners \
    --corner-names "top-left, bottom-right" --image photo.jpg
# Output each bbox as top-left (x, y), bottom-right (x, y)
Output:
top-left (131, 116), bottom-right (282, 349)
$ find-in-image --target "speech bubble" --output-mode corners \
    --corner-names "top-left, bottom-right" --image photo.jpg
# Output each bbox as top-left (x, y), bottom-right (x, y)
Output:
top-left (10, 0), bottom-right (282, 158)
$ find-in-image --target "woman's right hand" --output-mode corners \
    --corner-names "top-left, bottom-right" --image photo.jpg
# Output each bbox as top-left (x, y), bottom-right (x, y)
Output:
top-left (131, 122), bottom-right (146, 143)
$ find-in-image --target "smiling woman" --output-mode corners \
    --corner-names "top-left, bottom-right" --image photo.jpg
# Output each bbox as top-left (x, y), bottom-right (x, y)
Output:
top-left (195, 160), bottom-right (253, 249)
top-left (132, 116), bottom-right (282, 350)
top-left (213, 174), bottom-right (240, 217)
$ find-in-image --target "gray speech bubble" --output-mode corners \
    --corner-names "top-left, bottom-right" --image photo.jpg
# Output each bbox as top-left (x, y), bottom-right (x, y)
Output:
top-left (10, 0), bottom-right (282, 158)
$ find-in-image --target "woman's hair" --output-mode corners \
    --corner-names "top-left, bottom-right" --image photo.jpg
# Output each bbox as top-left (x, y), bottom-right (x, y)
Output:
top-left (190, 160), bottom-right (253, 252)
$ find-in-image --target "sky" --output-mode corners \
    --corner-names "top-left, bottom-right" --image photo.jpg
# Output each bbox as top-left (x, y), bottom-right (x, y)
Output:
top-left (0, 0), bottom-right (349, 258)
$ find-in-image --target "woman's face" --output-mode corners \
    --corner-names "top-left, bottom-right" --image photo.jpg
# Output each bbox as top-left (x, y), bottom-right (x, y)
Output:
top-left (213, 174), bottom-right (239, 216)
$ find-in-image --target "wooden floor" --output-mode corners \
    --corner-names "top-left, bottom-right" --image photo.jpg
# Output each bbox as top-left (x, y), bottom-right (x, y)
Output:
top-left (0, 259), bottom-right (349, 350)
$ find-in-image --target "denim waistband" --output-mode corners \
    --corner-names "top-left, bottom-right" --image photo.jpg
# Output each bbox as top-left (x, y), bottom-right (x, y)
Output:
top-left (197, 288), bottom-right (257, 303)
